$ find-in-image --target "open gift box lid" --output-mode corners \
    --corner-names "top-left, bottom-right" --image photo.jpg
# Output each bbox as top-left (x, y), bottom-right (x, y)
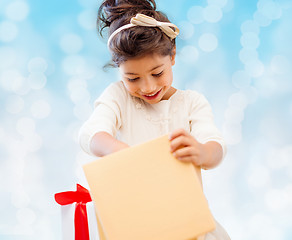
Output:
top-left (83, 135), bottom-right (215, 240)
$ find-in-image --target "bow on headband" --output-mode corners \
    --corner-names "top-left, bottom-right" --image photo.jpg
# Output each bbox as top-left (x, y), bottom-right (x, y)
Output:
top-left (107, 13), bottom-right (179, 48)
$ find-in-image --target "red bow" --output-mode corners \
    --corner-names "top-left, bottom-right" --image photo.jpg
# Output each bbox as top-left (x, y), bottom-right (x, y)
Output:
top-left (55, 184), bottom-right (92, 240)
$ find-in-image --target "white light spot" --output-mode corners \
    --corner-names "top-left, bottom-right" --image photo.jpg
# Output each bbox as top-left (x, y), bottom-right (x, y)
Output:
top-left (30, 100), bottom-right (51, 119)
top-left (258, 1), bottom-right (282, 20)
top-left (245, 59), bottom-right (265, 78)
top-left (28, 72), bottom-right (47, 89)
top-left (203, 5), bottom-right (223, 23)
top-left (24, 133), bottom-right (43, 152)
top-left (0, 127), bottom-right (5, 144)
top-left (28, 57), bottom-right (48, 73)
top-left (178, 21), bottom-right (194, 40)
top-left (241, 86), bottom-right (258, 104)
top-left (16, 208), bottom-right (36, 226)
top-left (232, 70), bottom-right (251, 89)
top-left (224, 106), bottom-right (244, 124)
top-left (247, 164), bottom-right (270, 188)
top-left (62, 55), bottom-right (86, 75)
top-left (77, 0), bottom-right (95, 8)
top-left (5, 95), bottom-right (25, 114)
top-left (198, 33), bottom-right (218, 52)
top-left (253, 11), bottom-right (272, 27)
top-left (78, 9), bottom-right (96, 30)
top-left (270, 55), bottom-right (291, 75)
top-left (0, 69), bottom-right (25, 92)
top-left (5, 0), bottom-right (30, 22)
top-left (0, 47), bottom-right (17, 70)
top-left (222, 0), bottom-right (234, 12)
top-left (240, 32), bottom-right (260, 49)
top-left (60, 33), bottom-right (83, 54)
top-left (0, 21), bottom-right (19, 42)
top-left (74, 103), bottom-right (93, 121)
top-left (228, 92), bottom-right (248, 109)
top-left (265, 189), bottom-right (289, 211)
top-left (70, 88), bottom-right (91, 104)
top-left (187, 6), bottom-right (204, 24)
top-left (16, 117), bottom-right (35, 136)
top-left (67, 77), bottom-right (87, 92)
top-left (222, 123), bottom-right (242, 145)
top-left (241, 20), bottom-right (260, 34)
top-left (207, 0), bottom-right (228, 8)
top-left (267, 146), bottom-right (292, 169)
top-left (179, 45), bottom-right (199, 64)
top-left (11, 190), bottom-right (30, 208)
top-left (239, 48), bottom-right (258, 64)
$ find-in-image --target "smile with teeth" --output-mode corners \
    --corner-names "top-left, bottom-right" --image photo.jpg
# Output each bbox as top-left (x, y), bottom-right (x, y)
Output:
top-left (143, 89), bottom-right (162, 99)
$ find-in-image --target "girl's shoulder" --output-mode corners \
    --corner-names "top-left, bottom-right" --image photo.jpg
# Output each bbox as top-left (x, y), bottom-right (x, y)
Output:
top-left (94, 81), bottom-right (130, 107)
top-left (177, 89), bottom-right (208, 104)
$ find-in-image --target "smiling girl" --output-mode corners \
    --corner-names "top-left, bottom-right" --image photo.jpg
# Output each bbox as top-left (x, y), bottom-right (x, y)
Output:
top-left (78, 0), bottom-right (230, 239)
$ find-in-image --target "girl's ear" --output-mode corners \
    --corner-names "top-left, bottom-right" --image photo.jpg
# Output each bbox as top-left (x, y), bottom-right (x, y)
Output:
top-left (171, 46), bottom-right (176, 66)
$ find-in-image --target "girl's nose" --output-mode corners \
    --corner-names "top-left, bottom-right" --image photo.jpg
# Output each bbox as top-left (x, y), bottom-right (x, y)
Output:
top-left (140, 78), bottom-right (156, 94)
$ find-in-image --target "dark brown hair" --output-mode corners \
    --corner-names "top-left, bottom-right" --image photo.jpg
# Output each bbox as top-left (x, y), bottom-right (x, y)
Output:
top-left (97, 0), bottom-right (176, 67)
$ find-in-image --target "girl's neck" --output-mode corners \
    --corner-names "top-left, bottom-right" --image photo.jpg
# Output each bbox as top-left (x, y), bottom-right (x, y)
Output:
top-left (161, 87), bottom-right (177, 101)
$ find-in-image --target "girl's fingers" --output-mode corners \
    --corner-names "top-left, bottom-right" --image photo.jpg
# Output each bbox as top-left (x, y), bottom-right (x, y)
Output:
top-left (172, 146), bottom-right (196, 158)
top-left (169, 135), bottom-right (192, 152)
top-left (169, 128), bottom-right (187, 140)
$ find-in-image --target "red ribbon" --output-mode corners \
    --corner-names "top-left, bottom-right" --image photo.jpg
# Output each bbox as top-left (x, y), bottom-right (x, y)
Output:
top-left (55, 184), bottom-right (92, 240)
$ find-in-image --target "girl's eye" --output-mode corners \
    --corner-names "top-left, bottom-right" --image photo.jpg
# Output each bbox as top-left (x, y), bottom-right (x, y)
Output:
top-left (152, 71), bottom-right (164, 77)
top-left (127, 77), bottom-right (139, 82)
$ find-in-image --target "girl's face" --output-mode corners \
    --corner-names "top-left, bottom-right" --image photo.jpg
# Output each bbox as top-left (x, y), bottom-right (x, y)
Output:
top-left (119, 53), bottom-right (176, 104)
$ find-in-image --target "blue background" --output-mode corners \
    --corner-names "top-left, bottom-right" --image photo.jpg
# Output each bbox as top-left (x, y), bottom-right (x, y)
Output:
top-left (1, 0), bottom-right (292, 239)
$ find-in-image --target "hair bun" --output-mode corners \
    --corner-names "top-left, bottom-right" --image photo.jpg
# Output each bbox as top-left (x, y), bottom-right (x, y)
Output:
top-left (98, 0), bottom-right (157, 36)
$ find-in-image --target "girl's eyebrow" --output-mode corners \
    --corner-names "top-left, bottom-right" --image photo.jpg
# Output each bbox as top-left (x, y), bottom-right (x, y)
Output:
top-left (125, 64), bottom-right (164, 75)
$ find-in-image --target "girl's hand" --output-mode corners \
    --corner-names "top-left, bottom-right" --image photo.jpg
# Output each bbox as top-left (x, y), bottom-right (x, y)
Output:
top-left (169, 128), bottom-right (206, 167)
top-left (169, 129), bottom-right (224, 169)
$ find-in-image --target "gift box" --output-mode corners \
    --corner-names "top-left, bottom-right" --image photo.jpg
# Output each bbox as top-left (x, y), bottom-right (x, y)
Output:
top-left (55, 184), bottom-right (104, 240)
top-left (83, 135), bottom-right (215, 240)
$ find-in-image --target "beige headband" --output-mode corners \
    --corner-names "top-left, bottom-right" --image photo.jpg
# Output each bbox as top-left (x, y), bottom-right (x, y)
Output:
top-left (107, 13), bottom-right (180, 48)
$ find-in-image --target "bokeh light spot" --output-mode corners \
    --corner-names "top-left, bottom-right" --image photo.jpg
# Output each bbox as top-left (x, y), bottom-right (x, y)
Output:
top-left (28, 72), bottom-right (47, 90)
top-left (270, 55), bottom-right (291, 75)
top-left (253, 10), bottom-right (272, 27)
top-left (5, 95), bottom-right (25, 114)
top-left (240, 32), bottom-right (260, 49)
top-left (5, 0), bottom-right (30, 22)
top-left (16, 208), bottom-right (36, 226)
top-left (241, 20), bottom-right (260, 34)
top-left (198, 33), bottom-right (218, 52)
top-left (78, 9), bottom-right (96, 30)
top-left (0, 21), bottom-right (19, 42)
top-left (187, 6), bottom-right (204, 24)
top-left (60, 33), bottom-right (83, 54)
top-left (207, 0), bottom-right (228, 8)
top-left (0, 69), bottom-right (24, 92)
top-left (203, 5), bottom-right (223, 23)
top-left (178, 21), bottom-right (194, 40)
top-left (16, 117), bottom-right (36, 136)
top-left (239, 48), bottom-right (258, 64)
top-left (179, 45), bottom-right (199, 64)
top-left (28, 57), bottom-right (48, 73)
top-left (258, 1), bottom-right (282, 20)
top-left (245, 59), bottom-right (265, 78)
top-left (0, 47), bottom-right (17, 70)
top-left (62, 55), bottom-right (86, 75)
top-left (232, 70), bottom-right (251, 89)
top-left (30, 100), bottom-right (51, 119)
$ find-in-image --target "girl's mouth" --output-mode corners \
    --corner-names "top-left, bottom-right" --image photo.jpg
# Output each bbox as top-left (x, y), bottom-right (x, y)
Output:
top-left (143, 89), bottom-right (162, 100)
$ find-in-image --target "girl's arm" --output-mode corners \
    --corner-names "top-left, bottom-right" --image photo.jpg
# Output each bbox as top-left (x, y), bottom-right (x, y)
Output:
top-left (169, 128), bottom-right (223, 169)
top-left (90, 131), bottom-right (129, 157)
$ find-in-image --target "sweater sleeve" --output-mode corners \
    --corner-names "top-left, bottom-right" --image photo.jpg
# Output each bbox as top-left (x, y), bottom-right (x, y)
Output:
top-left (78, 82), bottom-right (126, 155)
top-left (188, 91), bottom-right (227, 158)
